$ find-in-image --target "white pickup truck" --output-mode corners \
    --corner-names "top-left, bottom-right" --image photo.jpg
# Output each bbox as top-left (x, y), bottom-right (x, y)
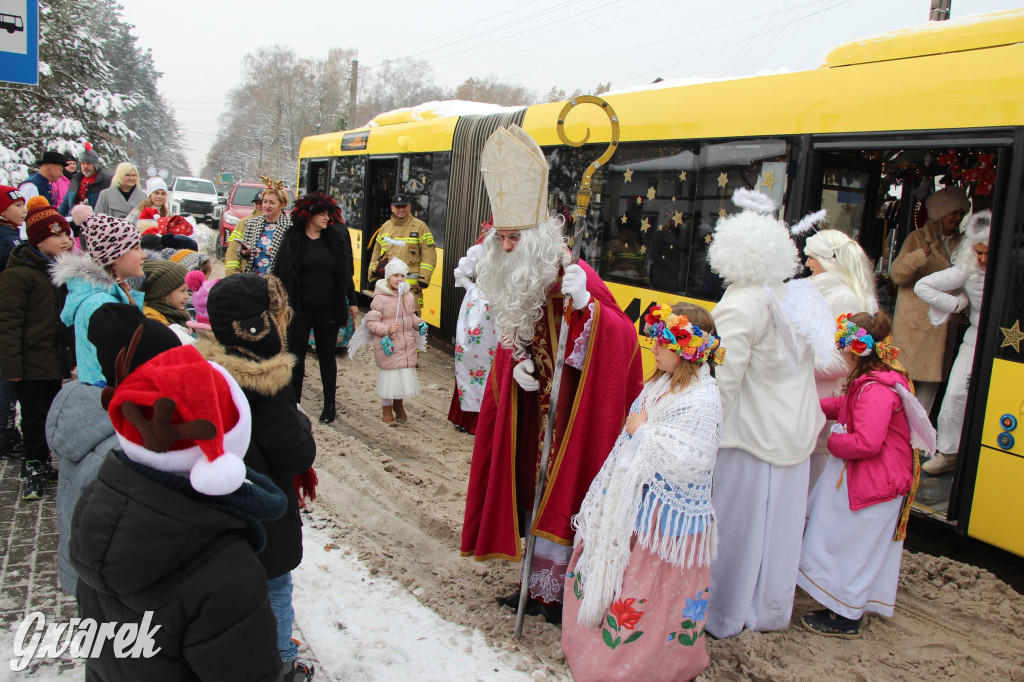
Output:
top-left (169, 177), bottom-right (224, 224)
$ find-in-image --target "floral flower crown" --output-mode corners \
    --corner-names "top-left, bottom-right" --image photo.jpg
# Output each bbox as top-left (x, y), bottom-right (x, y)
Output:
top-left (835, 313), bottom-right (900, 365)
top-left (642, 304), bottom-right (725, 365)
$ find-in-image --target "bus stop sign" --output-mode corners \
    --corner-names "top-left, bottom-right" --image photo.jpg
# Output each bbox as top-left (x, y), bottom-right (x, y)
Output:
top-left (0, 0), bottom-right (37, 85)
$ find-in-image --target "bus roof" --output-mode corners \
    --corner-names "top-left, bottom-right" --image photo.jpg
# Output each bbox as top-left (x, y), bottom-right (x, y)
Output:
top-left (823, 8), bottom-right (1024, 67)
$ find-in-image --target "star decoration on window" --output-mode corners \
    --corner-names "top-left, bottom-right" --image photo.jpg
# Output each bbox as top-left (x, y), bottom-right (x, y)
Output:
top-left (761, 169), bottom-right (778, 191)
top-left (705, 233), bottom-right (713, 244)
top-left (718, 208), bottom-right (727, 218)
top-left (641, 218), bottom-right (651, 232)
top-left (717, 172), bottom-right (729, 188)
top-left (640, 244), bottom-right (647, 255)
top-left (647, 186), bottom-right (657, 201)
top-left (623, 168), bottom-right (634, 183)
top-left (1000, 320), bottom-right (1024, 353)
top-left (679, 170), bottom-right (687, 182)
top-left (672, 211), bottom-right (683, 226)
top-left (621, 214), bottom-right (628, 224)
top-left (636, 196), bottom-right (643, 204)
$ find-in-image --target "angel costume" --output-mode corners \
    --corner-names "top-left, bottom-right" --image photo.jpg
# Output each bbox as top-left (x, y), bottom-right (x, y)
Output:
top-left (562, 367), bottom-right (721, 682)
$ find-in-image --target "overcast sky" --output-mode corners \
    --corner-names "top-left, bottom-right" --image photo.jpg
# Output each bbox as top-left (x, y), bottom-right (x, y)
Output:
top-left (117, 0), bottom-right (1021, 174)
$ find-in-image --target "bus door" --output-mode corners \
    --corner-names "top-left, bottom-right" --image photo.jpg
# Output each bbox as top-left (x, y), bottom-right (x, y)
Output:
top-left (806, 130), bottom-right (1015, 528)
top-left (362, 157), bottom-right (399, 294)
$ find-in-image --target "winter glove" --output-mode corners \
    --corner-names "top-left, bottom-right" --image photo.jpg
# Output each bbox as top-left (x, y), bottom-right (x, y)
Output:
top-left (417, 320), bottom-right (428, 336)
top-left (380, 336), bottom-right (394, 357)
top-left (512, 359), bottom-right (540, 392)
top-left (560, 263), bottom-right (591, 310)
top-left (829, 423), bottom-right (847, 435)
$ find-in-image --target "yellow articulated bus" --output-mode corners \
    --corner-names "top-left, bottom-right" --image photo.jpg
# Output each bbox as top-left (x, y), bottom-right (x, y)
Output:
top-left (298, 9), bottom-right (1024, 556)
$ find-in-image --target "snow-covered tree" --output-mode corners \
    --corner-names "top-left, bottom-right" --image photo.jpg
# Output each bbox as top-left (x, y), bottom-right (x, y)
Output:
top-left (0, 0), bottom-right (190, 185)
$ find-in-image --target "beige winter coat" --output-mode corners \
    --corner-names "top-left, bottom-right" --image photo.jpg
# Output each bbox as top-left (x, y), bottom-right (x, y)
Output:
top-left (890, 220), bottom-right (961, 382)
top-left (365, 279), bottom-right (422, 370)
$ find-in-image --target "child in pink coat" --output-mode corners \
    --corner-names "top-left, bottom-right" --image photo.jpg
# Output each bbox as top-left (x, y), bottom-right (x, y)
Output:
top-left (362, 258), bottom-right (426, 424)
top-left (797, 311), bottom-right (934, 638)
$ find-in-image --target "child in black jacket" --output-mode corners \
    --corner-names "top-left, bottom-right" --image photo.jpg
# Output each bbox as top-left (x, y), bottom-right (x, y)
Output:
top-left (0, 206), bottom-right (75, 499)
top-left (199, 274), bottom-right (318, 682)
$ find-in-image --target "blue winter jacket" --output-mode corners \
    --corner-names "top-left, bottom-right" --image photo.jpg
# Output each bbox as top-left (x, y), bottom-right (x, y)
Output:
top-left (51, 252), bottom-right (144, 385)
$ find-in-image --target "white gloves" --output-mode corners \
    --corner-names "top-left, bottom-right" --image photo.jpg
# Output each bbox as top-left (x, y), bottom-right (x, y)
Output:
top-left (513, 359), bottom-right (540, 392)
top-left (560, 263), bottom-right (590, 310)
top-left (830, 423), bottom-right (847, 435)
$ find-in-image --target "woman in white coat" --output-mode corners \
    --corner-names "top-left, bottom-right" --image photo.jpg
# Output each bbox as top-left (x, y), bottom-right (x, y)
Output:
top-left (914, 211), bottom-right (991, 475)
top-left (803, 229), bottom-right (879, 488)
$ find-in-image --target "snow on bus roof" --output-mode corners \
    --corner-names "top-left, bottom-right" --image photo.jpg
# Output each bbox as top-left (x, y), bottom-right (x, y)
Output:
top-left (366, 100), bottom-right (524, 127)
top-left (602, 68), bottom-right (791, 97)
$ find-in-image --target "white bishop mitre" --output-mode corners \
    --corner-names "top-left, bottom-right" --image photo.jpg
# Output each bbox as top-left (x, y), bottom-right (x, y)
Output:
top-left (479, 125), bottom-right (549, 230)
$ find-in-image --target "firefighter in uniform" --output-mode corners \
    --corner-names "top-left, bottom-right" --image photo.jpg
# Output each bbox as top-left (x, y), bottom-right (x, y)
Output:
top-left (367, 193), bottom-right (436, 311)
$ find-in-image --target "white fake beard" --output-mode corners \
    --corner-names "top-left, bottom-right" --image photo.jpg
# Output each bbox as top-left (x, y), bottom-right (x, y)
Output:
top-left (476, 218), bottom-right (565, 360)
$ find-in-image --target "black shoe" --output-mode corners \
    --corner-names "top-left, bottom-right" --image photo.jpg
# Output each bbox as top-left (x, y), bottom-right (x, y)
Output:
top-left (282, 659), bottom-right (315, 682)
top-left (20, 458), bottom-right (55, 482)
top-left (318, 399), bottom-right (336, 424)
top-left (21, 474), bottom-right (46, 501)
top-left (801, 608), bottom-right (861, 638)
top-left (0, 430), bottom-right (22, 458)
top-left (42, 461), bottom-right (58, 481)
top-left (495, 591), bottom-right (562, 624)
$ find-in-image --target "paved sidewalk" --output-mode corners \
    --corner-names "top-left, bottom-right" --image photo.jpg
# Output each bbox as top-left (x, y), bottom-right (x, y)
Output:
top-left (0, 454), bottom-right (80, 677)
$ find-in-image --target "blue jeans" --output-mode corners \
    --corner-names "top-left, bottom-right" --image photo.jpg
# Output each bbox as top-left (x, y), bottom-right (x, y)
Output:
top-left (0, 379), bottom-right (17, 434)
top-left (267, 572), bottom-right (298, 662)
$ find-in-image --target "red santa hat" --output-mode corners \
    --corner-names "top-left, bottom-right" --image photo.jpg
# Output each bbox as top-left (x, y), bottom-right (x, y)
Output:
top-left (105, 345), bottom-right (251, 495)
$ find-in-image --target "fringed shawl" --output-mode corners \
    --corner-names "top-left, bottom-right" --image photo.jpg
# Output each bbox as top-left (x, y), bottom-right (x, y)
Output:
top-left (571, 366), bottom-right (722, 628)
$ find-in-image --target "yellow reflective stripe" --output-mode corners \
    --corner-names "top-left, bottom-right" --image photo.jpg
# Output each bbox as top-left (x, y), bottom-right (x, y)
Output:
top-left (226, 260), bottom-right (240, 268)
top-left (421, 233), bottom-right (434, 245)
top-left (420, 263), bottom-right (435, 272)
top-left (228, 229), bottom-right (244, 242)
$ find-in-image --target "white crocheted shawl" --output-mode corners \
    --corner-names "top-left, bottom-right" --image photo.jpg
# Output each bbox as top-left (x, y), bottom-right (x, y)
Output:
top-left (571, 365), bottom-right (722, 628)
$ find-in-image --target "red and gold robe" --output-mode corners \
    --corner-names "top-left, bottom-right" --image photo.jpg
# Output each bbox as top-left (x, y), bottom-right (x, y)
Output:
top-left (461, 261), bottom-right (643, 561)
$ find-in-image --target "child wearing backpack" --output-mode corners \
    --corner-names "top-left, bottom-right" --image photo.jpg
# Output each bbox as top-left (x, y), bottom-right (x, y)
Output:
top-left (0, 206), bottom-right (75, 499)
top-left (798, 311), bottom-right (934, 637)
top-left (354, 259), bottom-right (426, 424)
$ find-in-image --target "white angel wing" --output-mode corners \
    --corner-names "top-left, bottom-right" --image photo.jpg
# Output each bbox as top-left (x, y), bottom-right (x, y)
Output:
top-left (894, 383), bottom-right (938, 454)
top-left (782, 279), bottom-right (836, 363)
top-left (764, 286), bottom-right (802, 376)
top-left (346, 317), bottom-right (376, 360)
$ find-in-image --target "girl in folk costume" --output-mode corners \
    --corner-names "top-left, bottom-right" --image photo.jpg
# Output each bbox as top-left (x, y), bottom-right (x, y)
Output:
top-left (350, 259), bottom-right (427, 423)
top-left (448, 220), bottom-right (498, 434)
top-left (914, 211), bottom-right (991, 475)
top-left (562, 303), bottom-right (725, 682)
top-left (802, 224), bottom-right (880, 489)
top-left (798, 311), bottom-right (935, 636)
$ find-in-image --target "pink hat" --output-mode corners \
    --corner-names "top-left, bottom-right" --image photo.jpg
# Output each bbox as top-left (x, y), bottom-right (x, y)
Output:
top-left (185, 270), bottom-right (219, 332)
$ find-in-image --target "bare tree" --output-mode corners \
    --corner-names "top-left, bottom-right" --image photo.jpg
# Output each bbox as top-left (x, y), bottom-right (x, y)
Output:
top-left (453, 76), bottom-right (536, 106)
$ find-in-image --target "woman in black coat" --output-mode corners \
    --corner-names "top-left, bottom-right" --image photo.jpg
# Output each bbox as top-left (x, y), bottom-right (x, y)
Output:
top-left (272, 192), bottom-right (358, 423)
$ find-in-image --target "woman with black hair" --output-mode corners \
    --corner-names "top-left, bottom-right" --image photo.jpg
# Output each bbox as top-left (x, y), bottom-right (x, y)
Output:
top-left (272, 192), bottom-right (358, 423)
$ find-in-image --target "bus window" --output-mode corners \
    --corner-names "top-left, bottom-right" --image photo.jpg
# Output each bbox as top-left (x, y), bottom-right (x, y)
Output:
top-left (688, 139), bottom-right (790, 301)
top-left (329, 155), bottom-right (366, 229)
top-left (401, 153), bottom-right (449, 249)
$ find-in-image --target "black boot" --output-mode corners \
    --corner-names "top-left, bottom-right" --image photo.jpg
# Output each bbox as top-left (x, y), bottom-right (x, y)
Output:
top-left (318, 397), bottom-right (336, 424)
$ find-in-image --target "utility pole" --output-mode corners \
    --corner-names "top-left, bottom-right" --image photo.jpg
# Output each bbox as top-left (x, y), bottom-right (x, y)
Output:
top-left (930, 0), bottom-right (951, 21)
top-left (347, 60), bottom-right (359, 130)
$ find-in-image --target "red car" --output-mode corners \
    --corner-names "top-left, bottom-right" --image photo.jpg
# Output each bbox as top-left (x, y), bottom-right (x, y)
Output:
top-left (216, 182), bottom-right (295, 259)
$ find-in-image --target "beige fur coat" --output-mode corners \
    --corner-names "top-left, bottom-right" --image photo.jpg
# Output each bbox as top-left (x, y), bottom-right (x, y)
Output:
top-left (890, 220), bottom-right (960, 382)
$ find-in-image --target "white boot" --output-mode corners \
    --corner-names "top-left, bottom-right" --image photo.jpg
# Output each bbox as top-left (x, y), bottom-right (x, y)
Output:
top-left (922, 452), bottom-right (958, 475)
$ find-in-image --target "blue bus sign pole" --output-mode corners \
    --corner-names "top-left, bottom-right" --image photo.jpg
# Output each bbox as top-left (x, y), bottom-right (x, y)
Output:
top-left (0, 0), bottom-right (38, 86)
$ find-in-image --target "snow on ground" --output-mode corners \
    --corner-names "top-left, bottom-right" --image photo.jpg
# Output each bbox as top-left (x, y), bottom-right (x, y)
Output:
top-left (293, 514), bottom-right (536, 681)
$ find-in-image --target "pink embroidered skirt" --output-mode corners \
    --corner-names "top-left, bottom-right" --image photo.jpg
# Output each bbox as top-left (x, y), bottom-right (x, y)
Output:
top-left (561, 538), bottom-right (711, 682)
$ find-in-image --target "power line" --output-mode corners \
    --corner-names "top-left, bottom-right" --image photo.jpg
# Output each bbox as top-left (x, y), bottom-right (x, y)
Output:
top-left (614, 0), bottom-right (852, 85)
top-left (361, 0), bottom-right (547, 66)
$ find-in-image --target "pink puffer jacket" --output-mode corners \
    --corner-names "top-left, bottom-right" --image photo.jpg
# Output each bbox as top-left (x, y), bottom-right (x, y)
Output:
top-left (820, 369), bottom-right (914, 511)
top-left (365, 279), bottom-right (422, 370)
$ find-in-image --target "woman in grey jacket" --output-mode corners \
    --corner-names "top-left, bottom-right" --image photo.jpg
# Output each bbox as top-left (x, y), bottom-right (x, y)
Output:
top-left (47, 302), bottom-right (180, 594)
top-left (94, 162), bottom-right (147, 218)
